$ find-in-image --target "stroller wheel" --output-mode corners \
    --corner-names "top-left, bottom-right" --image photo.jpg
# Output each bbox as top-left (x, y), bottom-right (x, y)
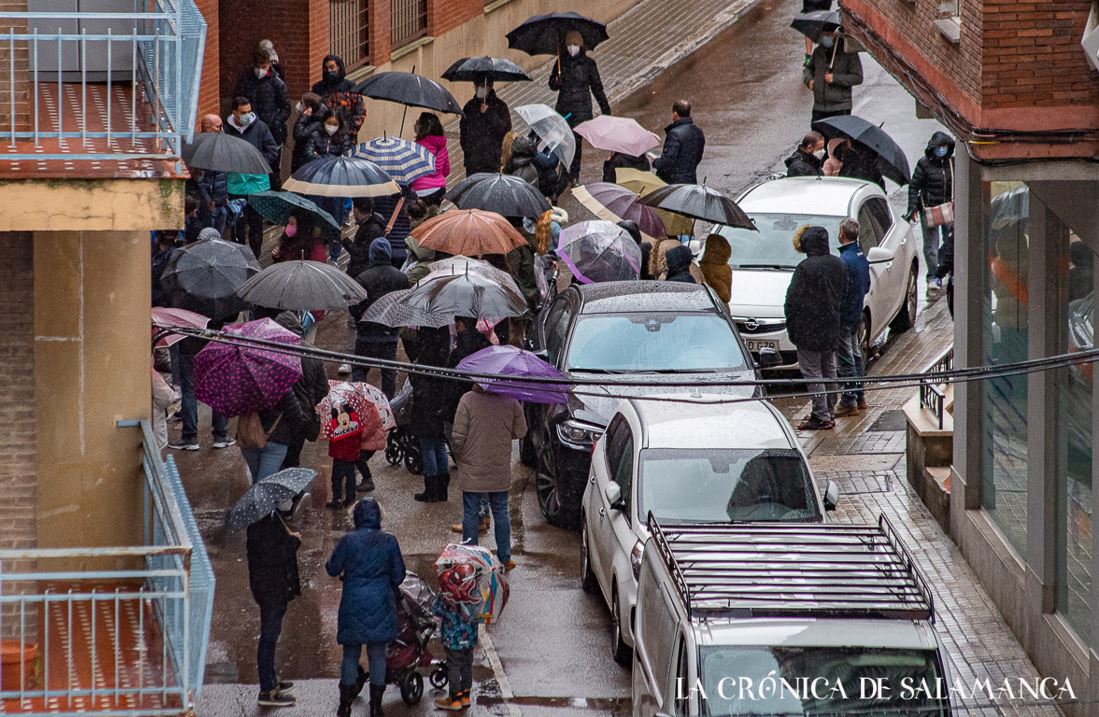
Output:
top-left (385, 432), bottom-right (401, 466)
top-left (404, 445), bottom-right (423, 475)
top-left (429, 666), bottom-right (448, 689)
top-left (399, 670), bottom-right (424, 705)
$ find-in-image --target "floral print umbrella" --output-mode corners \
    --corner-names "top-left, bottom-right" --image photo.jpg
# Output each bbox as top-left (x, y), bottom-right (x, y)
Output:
top-left (193, 318), bottom-right (303, 417)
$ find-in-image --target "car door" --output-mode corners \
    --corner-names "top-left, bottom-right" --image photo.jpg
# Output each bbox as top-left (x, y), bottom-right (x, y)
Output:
top-left (867, 196), bottom-right (910, 324)
top-left (856, 199), bottom-right (888, 341)
top-left (595, 415), bottom-right (630, 592)
top-left (530, 295), bottom-right (574, 455)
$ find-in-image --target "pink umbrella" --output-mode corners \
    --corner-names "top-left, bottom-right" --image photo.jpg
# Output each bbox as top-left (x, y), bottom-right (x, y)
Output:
top-left (193, 318), bottom-right (303, 417)
top-left (317, 381), bottom-right (396, 436)
top-left (152, 307), bottom-right (210, 348)
top-left (574, 115), bottom-right (661, 157)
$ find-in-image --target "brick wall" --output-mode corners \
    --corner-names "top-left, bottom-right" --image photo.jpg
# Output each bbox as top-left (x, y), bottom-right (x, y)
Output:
top-left (195, 0), bottom-right (220, 122)
top-left (369, 0), bottom-right (392, 68)
top-left (0, 1), bottom-right (30, 131)
top-left (429, 0), bottom-right (481, 38)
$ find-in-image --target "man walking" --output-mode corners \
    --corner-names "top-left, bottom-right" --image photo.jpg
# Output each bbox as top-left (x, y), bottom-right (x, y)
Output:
top-left (459, 79), bottom-right (512, 176)
top-left (451, 384), bottom-right (527, 571)
top-left (350, 238), bottom-right (410, 398)
top-left (246, 507), bottom-right (301, 708)
top-left (803, 28), bottom-right (863, 123)
top-left (834, 219), bottom-right (871, 417)
top-left (904, 131), bottom-right (955, 294)
top-left (653, 100), bottom-right (705, 185)
top-left (784, 225), bottom-right (848, 430)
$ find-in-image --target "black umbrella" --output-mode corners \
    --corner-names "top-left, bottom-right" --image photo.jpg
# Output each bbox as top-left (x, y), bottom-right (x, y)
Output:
top-left (442, 56), bottom-right (533, 83)
top-left (182, 132), bottom-right (272, 174)
top-left (790, 10), bottom-right (841, 42)
top-left (226, 475), bottom-right (300, 533)
top-left (812, 115), bottom-right (911, 186)
top-left (351, 71), bottom-right (463, 114)
top-left (446, 173), bottom-right (550, 219)
top-left (160, 238), bottom-right (261, 320)
top-left (401, 271), bottom-right (528, 321)
top-left (237, 260), bottom-right (369, 311)
top-left (506, 12), bottom-right (609, 56)
top-left (261, 467), bottom-right (318, 496)
top-left (639, 184), bottom-right (755, 229)
top-left (282, 156), bottom-right (400, 198)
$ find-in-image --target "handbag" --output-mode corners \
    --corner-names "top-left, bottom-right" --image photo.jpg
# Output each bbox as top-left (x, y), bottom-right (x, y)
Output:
top-left (236, 411), bottom-right (283, 450)
top-left (922, 161), bottom-right (954, 228)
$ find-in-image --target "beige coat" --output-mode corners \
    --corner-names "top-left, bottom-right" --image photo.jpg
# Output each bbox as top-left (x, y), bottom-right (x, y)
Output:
top-left (451, 389), bottom-right (528, 493)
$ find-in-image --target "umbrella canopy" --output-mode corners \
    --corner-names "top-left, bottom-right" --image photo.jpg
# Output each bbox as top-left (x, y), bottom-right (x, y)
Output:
top-left (182, 132), bottom-right (272, 174)
top-left (402, 271), bottom-right (528, 321)
top-left (160, 238), bottom-right (261, 321)
top-left (571, 182), bottom-right (666, 241)
top-left (193, 318), bottom-right (303, 417)
top-left (574, 116), bottom-right (661, 157)
top-left (640, 184), bottom-right (755, 229)
top-left (237, 260), bottom-right (368, 311)
top-left (152, 307), bottom-right (209, 348)
top-left (353, 136), bottom-right (436, 185)
top-left (428, 256), bottom-right (517, 287)
top-left (446, 172), bottom-right (550, 219)
top-left (613, 168), bottom-right (694, 236)
top-left (412, 209), bottom-right (527, 256)
top-left (261, 467), bottom-right (319, 496)
top-left (247, 191), bottom-right (341, 241)
top-left (811, 115), bottom-right (911, 186)
top-left (790, 10), bottom-right (841, 42)
top-left (990, 186), bottom-right (1029, 230)
top-left (456, 345), bottom-right (567, 404)
top-left (361, 288), bottom-right (444, 328)
top-left (351, 71), bottom-right (462, 114)
top-left (514, 104), bottom-right (576, 169)
top-left (282, 156), bottom-right (400, 198)
top-left (506, 12), bottom-right (609, 56)
top-left (557, 219), bottom-right (642, 284)
top-left (442, 56), bottom-right (532, 83)
top-left (317, 381), bottom-right (396, 437)
top-left (225, 479), bottom-right (298, 533)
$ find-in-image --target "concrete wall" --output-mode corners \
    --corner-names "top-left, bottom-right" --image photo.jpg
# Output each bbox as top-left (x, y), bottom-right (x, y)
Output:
top-left (0, 179), bottom-right (185, 232)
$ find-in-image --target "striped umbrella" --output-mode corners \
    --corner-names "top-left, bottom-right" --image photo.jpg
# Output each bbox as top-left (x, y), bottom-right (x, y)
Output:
top-left (283, 155), bottom-right (400, 198)
top-left (353, 136), bottom-right (436, 184)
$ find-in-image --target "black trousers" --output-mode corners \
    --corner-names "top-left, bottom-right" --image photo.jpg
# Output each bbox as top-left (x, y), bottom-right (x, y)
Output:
top-left (810, 107), bottom-right (849, 127)
top-left (352, 339), bottom-right (398, 399)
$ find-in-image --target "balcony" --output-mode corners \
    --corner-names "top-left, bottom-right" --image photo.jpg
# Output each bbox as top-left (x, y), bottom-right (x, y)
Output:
top-left (0, 0), bottom-right (206, 179)
top-left (0, 420), bottom-right (214, 716)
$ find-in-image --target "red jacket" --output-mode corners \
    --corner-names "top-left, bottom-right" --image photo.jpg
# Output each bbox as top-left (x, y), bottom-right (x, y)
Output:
top-left (328, 410), bottom-right (365, 461)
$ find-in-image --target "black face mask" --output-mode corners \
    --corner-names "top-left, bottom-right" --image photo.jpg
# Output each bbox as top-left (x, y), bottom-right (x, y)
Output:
top-left (324, 70), bottom-right (338, 81)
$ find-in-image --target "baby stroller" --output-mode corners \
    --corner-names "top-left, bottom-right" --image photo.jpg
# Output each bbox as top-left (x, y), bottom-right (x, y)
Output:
top-left (384, 382), bottom-right (422, 475)
top-left (381, 572), bottom-right (447, 704)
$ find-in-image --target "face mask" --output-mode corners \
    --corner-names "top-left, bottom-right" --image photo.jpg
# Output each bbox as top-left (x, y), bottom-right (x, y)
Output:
top-left (294, 101), bottom-right (303, 114)
top-left (813, 149), bottom-right (826, 160)
top-left (934, 146), bottom-right (949, 158)
top-left (284, 223), bottom-right (297, 238)
top-left (567, 44), bottom-right (581, 57)
top-left (254, 67), bottom-right (267, 79)
top-left (325, 124), bottom-right (338, 136)
top-left (475, 86), bottom-right (487, 99)
top-left (324, 70), bottom-right (338, 81)
top-left (235, 112), bottom-right (255, 127)
top-left (820, 36), bottom-right (835, 49)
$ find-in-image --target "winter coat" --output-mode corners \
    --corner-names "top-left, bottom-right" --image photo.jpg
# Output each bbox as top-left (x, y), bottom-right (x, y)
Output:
top-left (460, 91), bottom-right (512, 175)
top-left (451, 389), bottom-right (527, 493)
top-left (224, 117), bottom-right (279, 195)
top-left (404, 236), bottom-right (437, 285)
top-left (260, 387), bottom-right (310, 446)
top-left (291, 110), bottom-right (327, 172)
top-left (433, 596), bottom-right (480, 652)
top-left (304, 129), bottom-right (352, 162)
top-left (505, 135), bottom-right (540, 186)
top-left (411, 134), bottom-right (450, 192)
top-left (344, 212), bottom-right (387, 279)
top-left (246, 513), bottom-right (301, 606)
top-left (325, 499), bottom-right (406, 645)
top-left (409, 328), bottom-right (450, 439)
top-left (506, 234), bottom-right (540, 311)
top-left (700, 236), bottom-right (732, 303)
top-left (785, 149), bottom-right (822, 178)
top-left (906, 132), bottom-right (955, 216)
top-left (548, 52), bottom-right (610, 124)
top-left (373, 187), bottom-right (414, 263)
top-left (273, 311), bottom-right (328, 437)
top-left (353, 260), bottom-right (411, 341)
top-left (602, 152), bottom-right (651, 184)
top-left (442, 330), bottom-right (492, 422)
top-left (837, 143), bottom-right (884, 190)
top-left (838, 241), bottom-right (871, 331)
top-left (358, 403), bottom-right (388, 452)
top-left (784, 227), bottom-right (848, 352)
top-left (651, 239), bottom-right (704, 283)
top-left (664, 245), bottom-right (697, 284)
top-left (653, 117), bottom-right (706, 185)
top-left (803, 43), bottom-right (863, 114)
top-left (328, 409), bottom-right (365, 461)
top-left (234, 70), bottom-right (291, 144)
top-left (196, 167), bottom-right (228, 207)
top-left (312, 55), bottom-right (366, 135)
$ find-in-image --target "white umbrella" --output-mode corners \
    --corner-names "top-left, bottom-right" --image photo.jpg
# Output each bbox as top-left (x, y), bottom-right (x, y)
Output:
top-left (514, 103), bottom-right (576, 169)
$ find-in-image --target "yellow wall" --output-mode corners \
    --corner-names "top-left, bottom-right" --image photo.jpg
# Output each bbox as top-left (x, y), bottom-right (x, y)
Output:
top-left (33, 230), bottom-right (152, 548)
top-left (0, 179), bottom-right (184, 232)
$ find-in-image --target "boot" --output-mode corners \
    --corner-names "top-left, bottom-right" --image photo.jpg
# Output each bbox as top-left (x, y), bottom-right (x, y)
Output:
top-left (337, 683), bottom-right (355, 717)
top-left (350, 665), bottom-right (368, 699)
top-left (414, 475), bottom-right (437, 502)
top-left (369, 684), bottom-right (385, 716)
top-left (437, 472), bottom-right (450, 502)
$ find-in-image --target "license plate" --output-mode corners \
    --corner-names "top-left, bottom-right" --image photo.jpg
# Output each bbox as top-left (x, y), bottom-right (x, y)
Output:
top-left (745, 339), bottom-right (778, 352)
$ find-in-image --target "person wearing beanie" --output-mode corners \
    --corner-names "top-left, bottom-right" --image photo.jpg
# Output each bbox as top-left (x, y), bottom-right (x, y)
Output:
top-left (350, 238), bottom-right (409, 398)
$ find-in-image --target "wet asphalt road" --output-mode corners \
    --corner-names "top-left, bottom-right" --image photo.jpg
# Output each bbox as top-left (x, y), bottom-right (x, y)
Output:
top-left (188, 1), bottom-right (946, 714)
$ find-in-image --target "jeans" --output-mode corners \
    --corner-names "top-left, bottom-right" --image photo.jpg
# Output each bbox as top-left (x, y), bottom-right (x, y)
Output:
top-left (331, 459), bottom-right (357, 502)
top-left (462, 491), bottom-right (511, 563)
top-left (257, 599), bottom-right (288, 692)
top-left (241, 442), bottom-right (290, 484)
top-left (834, 327), bottom-right (865, 405)
top-left (921, 221), bottom-right (953, 281)
top-left (175, 351), bottom-right (229, 443)
top-left (797, 348), bottom-right (838, 422)
top-left (445, 646), bottom-right (473, 695)
top-left (419, 437), bottom-right (448, 476)
top-left (341, 641), bottom-right (388, 687)
top-left (352, 339), bottom-right (398, 399)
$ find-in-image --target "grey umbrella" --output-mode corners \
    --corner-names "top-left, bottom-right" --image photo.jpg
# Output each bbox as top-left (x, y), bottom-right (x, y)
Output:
top-left (160, 237), bottom-right (262, 320)
top-left (261, 467), bottom-right (318, 495)
top-left (427, 256), bottom-right (517, 287)
top-left (402, 271), bottom-right (528, 320)
top-left (183, 132), bottom-right (272, 174)
top-left (640, 184), bottom-right (755, 229)
top-left (237, 260), bottom-right (368, 311)
top-left (361, 288), bottom-right (446, 328)
top-left (446, 173), bottom-right (550, 220)
top-left (812, 114), bottom-right (911, 186)
top-left (225, 479), bottom-right (298, 533)
top-left (557, 220), bottom-right (643, 284)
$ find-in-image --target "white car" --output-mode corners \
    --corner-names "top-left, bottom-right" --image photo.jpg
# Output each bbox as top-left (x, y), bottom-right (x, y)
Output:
top-left (579, 396), bottom-right (838, 665)
top-left (714, 176), bottom-right (919, 370)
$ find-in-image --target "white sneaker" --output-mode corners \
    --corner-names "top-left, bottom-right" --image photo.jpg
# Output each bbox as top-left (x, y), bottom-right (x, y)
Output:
top-left (337, 363), bottom-right (352, 375)
top-left (212, 437), bottom-right (236, 449)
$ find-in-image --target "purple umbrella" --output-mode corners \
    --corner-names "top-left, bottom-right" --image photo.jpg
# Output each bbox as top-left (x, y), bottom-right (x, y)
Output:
top-left (456, 345), bottom-right (566, 405)
top-left (193, 318), bottom-right (303, 417)
top-left (571, 183), bottom-right (666, 240)
top-left (557, 220), bottom-right (643, 285)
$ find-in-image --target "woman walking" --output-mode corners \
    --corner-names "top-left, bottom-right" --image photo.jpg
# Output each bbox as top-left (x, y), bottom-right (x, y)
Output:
top-left (548, 30), bottom-right (611, 183)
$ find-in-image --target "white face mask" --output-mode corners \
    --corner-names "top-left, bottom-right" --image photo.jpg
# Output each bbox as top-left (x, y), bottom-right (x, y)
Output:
top-left (813, 149), bottom-right (826, 160)
top-left (475, 86), bottom-right (487, 100)
top-left (325, 124), bottom-right (338, 136)
top-left (254, 67), bottom-right (267, 79)
top-left (294, 101), bottom-right (303, 113)
top-left (820, 35), bottom-right (835, 49)
top-left (567, 45), bottom-right (580, 57)
top-left (234, 111), bottom-right (255, 127)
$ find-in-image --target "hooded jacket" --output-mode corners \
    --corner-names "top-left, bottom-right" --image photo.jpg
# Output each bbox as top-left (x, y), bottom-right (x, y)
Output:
top-left (451, 388), bottom-right (528, 493)
top-left (548, 51), bottom-right (611, 124)
top-left (700, 235), bottom-right (732, 303)
top-left (664, 245), bottom-right (698, 284)
top-left (291, 105), bottom-right (328, 172)
top-left (460, 90), bottom-right (512, 175)
top-left (325, 499), bottom-right (407, 645)
top-left (653, 117), bottom-right (705, 185)
top-left (838, 241), bottom-right (871, 330)
top-left (246, 513), bottom-right (301, 606)
top-left (311, 55), bottom-right (366, 134)
top-left (907, 132), bottom-right (955, 216)
top-left (352, 239), bottom-right (411, 341)
top-left (803, 41), bottom-right (863, 114)
top-left (234, 69), bottom-right (291, 144)
top-left (344, 209), bottom-right (388, 279)
top-left (785, 148), bottom-right (822, 178)
top-left (505, 134), bottom-right (540, 186)
top-left (784, 226), bottom-right (848, 352)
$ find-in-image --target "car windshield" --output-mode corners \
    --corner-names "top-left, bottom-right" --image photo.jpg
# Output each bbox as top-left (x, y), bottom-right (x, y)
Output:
top-left (700, 646), bottom-right (948, 716)
top-left (638, 448), bottom-right (821, 522)
top-left (564, 313), bottom-right (748, 373)
top-left (719, 214), bottom-right (844, 269)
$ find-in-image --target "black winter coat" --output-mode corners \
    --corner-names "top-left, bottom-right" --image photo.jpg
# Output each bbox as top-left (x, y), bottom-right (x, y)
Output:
top-left (549, 52), bottom-right (610, 124)
top-left (441, 330), bottom-right (491, 422)
top-left (246, 514), bottom-right (301, 606)
top-left (409, 328), bottom-right (451, 439)
top-left (803, 44), bottom-right (863, 114)
top-left (291, 111), bottom-right (326, 172)
top-left (459, 91), bottom-right (511, 175)
top-left (261, 388), bottom-right (310, 446)
top-left (304, 130), bottom-right (352, 162)
top-left (653, 118), bottom-right (705, 185)
top-left (344, 213), bottom-right (387, 279)
top-left (312, 55), bottom-right (366, 134)
top-left (225, 118), bottom-right (280, 172)
top-left (907, 132), bottom-right (955, 215)
top-left (196, 168), bottom-right (228, 207)
top-left (785, 149), bottom-right (822, 178)
top-left (602, 152), bottom-right (651, 183)
top-left (784, 230), bottom-right (848, 352)
top-left (837, 144), bottom-right (884, 190)
top-left (353, 261), bottom-right (411, 341)
top-left (234, 71), bottom-right (291, 144)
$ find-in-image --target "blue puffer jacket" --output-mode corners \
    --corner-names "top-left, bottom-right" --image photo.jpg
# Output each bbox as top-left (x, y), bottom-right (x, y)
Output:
top-left (325, 500), bottom-right (407, 645)
top-left (839, 241), bottom-right (871, 331)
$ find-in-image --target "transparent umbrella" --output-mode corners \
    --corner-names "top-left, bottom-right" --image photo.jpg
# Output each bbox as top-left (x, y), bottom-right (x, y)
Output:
top-left (514, 104), bottom-right (576, 169)
top-left (556, 220), bottom-right (642, 284)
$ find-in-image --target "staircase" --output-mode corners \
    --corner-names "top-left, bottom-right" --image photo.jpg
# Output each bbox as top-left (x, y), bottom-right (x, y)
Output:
top-left (904, 347), bottom-right (954, 533)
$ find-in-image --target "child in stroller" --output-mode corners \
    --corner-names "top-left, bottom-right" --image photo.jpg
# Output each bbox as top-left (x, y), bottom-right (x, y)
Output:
top-left (375, 572), bottom-right (448, 704)
top-left (384, 382), bottom-right (423, 475)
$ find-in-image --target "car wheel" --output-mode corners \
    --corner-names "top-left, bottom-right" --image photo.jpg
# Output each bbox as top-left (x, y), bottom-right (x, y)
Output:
top-left (580, 518), bottom-right (596, 593)
top-left (889, 264), bottom-right (918, 333)
top-left (859, 311), bottom-right (872, 365)
top-left (535, 430), bottom-right (581, 529)
top-left (611, 585), bottom-right (632, 666)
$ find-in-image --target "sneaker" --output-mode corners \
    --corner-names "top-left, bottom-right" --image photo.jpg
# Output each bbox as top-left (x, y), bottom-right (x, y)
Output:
top-left (797, 417), bottom-right (835, 431)
top-left (167, 440), bottom-right (199, 451)
top-left (503, 559), bottom-right (517, 572)
top-left (257, 689), bottom-right (296, 707)
top-left (276, 678), bottom-right (295, 692)
top-left (833, 403), bottom-right (859, 417)
top-left (435, 696), bottom-right (463, 711)
top-left (460, 691), bottom-right (471, 708)
top-left (338, 363), bottom-right (352, 375)
top-left (212, 437), bottom-right (236, 449)
top-left (357, 479), bottom-right (375, 493)
top-left (857, 398), bottom-right (869, 410)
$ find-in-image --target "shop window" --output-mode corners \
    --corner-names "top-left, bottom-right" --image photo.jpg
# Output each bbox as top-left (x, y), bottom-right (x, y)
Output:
top-left (392, 0), bottom-right (428, 49)
top-left (330, 0), bottom-right (370, 70)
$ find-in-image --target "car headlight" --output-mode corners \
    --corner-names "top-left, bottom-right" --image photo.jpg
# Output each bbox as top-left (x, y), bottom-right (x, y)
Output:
top-left (556, 419), bottom-right (603, 450)
top-left (630, 541), bottom-right (644, 580)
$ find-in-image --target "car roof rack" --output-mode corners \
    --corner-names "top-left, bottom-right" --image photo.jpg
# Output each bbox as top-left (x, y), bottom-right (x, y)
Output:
top-left (646, 513), bottom-right (935, 623)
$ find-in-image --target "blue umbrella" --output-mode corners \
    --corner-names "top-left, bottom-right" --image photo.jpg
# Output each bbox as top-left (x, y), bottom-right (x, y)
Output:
top-left (283, 155), bottom-right (400, 198)
top-left (247, 190), bottom-right (341, 240)
top-left (353, 136), bottom-right (436, 184)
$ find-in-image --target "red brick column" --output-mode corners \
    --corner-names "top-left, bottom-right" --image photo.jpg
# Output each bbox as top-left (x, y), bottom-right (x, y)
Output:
top-left (0, 1), bottom-right (30, 132)
top-left (194, 0), bottom-right (220, 120)
top-left (368, 0), bottom-right (392, 66)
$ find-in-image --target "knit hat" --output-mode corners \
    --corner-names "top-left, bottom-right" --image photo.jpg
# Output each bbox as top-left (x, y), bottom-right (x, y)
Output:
top-left (197, 227), bottom-right (221, 242)
top-left (368, 237), bottom-right (392, 262)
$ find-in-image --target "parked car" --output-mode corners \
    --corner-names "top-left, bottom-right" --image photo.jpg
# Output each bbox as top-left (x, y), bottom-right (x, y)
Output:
top-left (633, 516), bottom-right (952, 717)
top-left (580, 396), bottom-right (838, 664)
top-left (712, 176), bottom-right (919, 369)
top-left (523, 281), bottom-right (769, 529)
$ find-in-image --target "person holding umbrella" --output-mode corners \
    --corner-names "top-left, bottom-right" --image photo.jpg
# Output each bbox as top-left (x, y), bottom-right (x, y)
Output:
top-left (459, 78), bottom-right (512, 176)
top-left (194, 115), bottom-right (229, 233)
top-left (247, 504), bottom-right (301, 708)
top-left (803, 27), bottom-right (863, 124)
top-left (548, 30), bottom-right (611, 184)
top-left (799, 1), bottom-right (833, 63)
top-left (350, 238), bottom-right (411, 398)
top-left (225, 97), bottom-right (279, 256)
top-left (409, 113), bottom-right (450, 205)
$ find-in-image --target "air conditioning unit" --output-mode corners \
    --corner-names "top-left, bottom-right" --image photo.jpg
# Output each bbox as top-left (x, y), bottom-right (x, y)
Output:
top-left (1082, 2), bottom-right (1099, 72)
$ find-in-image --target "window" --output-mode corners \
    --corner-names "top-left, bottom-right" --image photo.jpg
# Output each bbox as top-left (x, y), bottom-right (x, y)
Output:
top-left (674, 636), bottom-right (690, 717)
top-left (935, 0), bottom-right (961, 43)
top-left (939, 0), bottom-right (960, 18)
top-left (542, 298), bottom-right (572, 366)
top-left (613, 433), bottom-right (634, 517)
top-left (856, 202), bottom-right (885, 252)
top-left (391, 0), bottom-right (427, 49)
top-left (564, 313), bottom-right (748, 373)
top-left (866, 197), bottom-right (893, 236)
top-left (603, 415), bottom-right (628, 475)
top-left (330, 0), bottom-right (369, 70)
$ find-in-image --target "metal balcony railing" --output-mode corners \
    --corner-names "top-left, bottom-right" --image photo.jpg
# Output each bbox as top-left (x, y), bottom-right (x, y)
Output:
top-left (918, 345), bottom-right (954, 430)
top-left (0, 420), bottom-right (214, 716)
top-left (0, 0), bottom-right (206, 167)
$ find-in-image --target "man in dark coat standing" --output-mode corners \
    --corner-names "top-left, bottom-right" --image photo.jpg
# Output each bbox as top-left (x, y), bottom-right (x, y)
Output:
top-left (784, 225), bottom-right (848, 430)
top-left (459, 79), bottom-right (512, 176)
top-left (225, 96), bottom-right (279, 257)
top-left (833, 219), bottom-right (871, 417)
top-left (312, 54), bottom-right (366, 137)
top-left (803, 30), bottom-right (863, 123)
top-left (785, 131), bottom-right (825, 178)
top-left (549, 30), bottom-right (611, 183)
top-left (351, 239), bottom-right (411, 398)
top-left (273, 312), bottom-right (328, 469)
top-left (653, 100), bottom-right (706, 185)
top-left (904, 131), bottom-right (955, 288)
top-left (247, 510), bottom-right (302, 708)
top-left (235, 48), bottom-right (291, 185)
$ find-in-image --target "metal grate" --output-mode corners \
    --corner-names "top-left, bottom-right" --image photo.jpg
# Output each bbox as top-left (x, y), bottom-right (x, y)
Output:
top-left (330, 0), bottom-right (369, 70)
top-left (391, 0), bottom-right (427, 49)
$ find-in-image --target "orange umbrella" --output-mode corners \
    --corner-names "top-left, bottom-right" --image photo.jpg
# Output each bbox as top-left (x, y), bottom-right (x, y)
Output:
top-left (412, 209), bottom-right (527, 257)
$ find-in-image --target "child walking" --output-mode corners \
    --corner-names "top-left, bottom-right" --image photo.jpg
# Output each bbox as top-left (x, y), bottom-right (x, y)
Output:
top-left (432, 592), bottom-right (480, 710)
top-left (326, 403), bottom-right (363, 509)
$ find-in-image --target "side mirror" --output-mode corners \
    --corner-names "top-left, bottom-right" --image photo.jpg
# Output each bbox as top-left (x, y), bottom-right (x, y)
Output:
top-left (866, 246), bottom-right (896, 264)
top-left (757, 346), bottom-right (781, 368)
top-left (824, 480), bottom-right (840, 511)
top-left (604, 481), bottom-right (623, 510)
